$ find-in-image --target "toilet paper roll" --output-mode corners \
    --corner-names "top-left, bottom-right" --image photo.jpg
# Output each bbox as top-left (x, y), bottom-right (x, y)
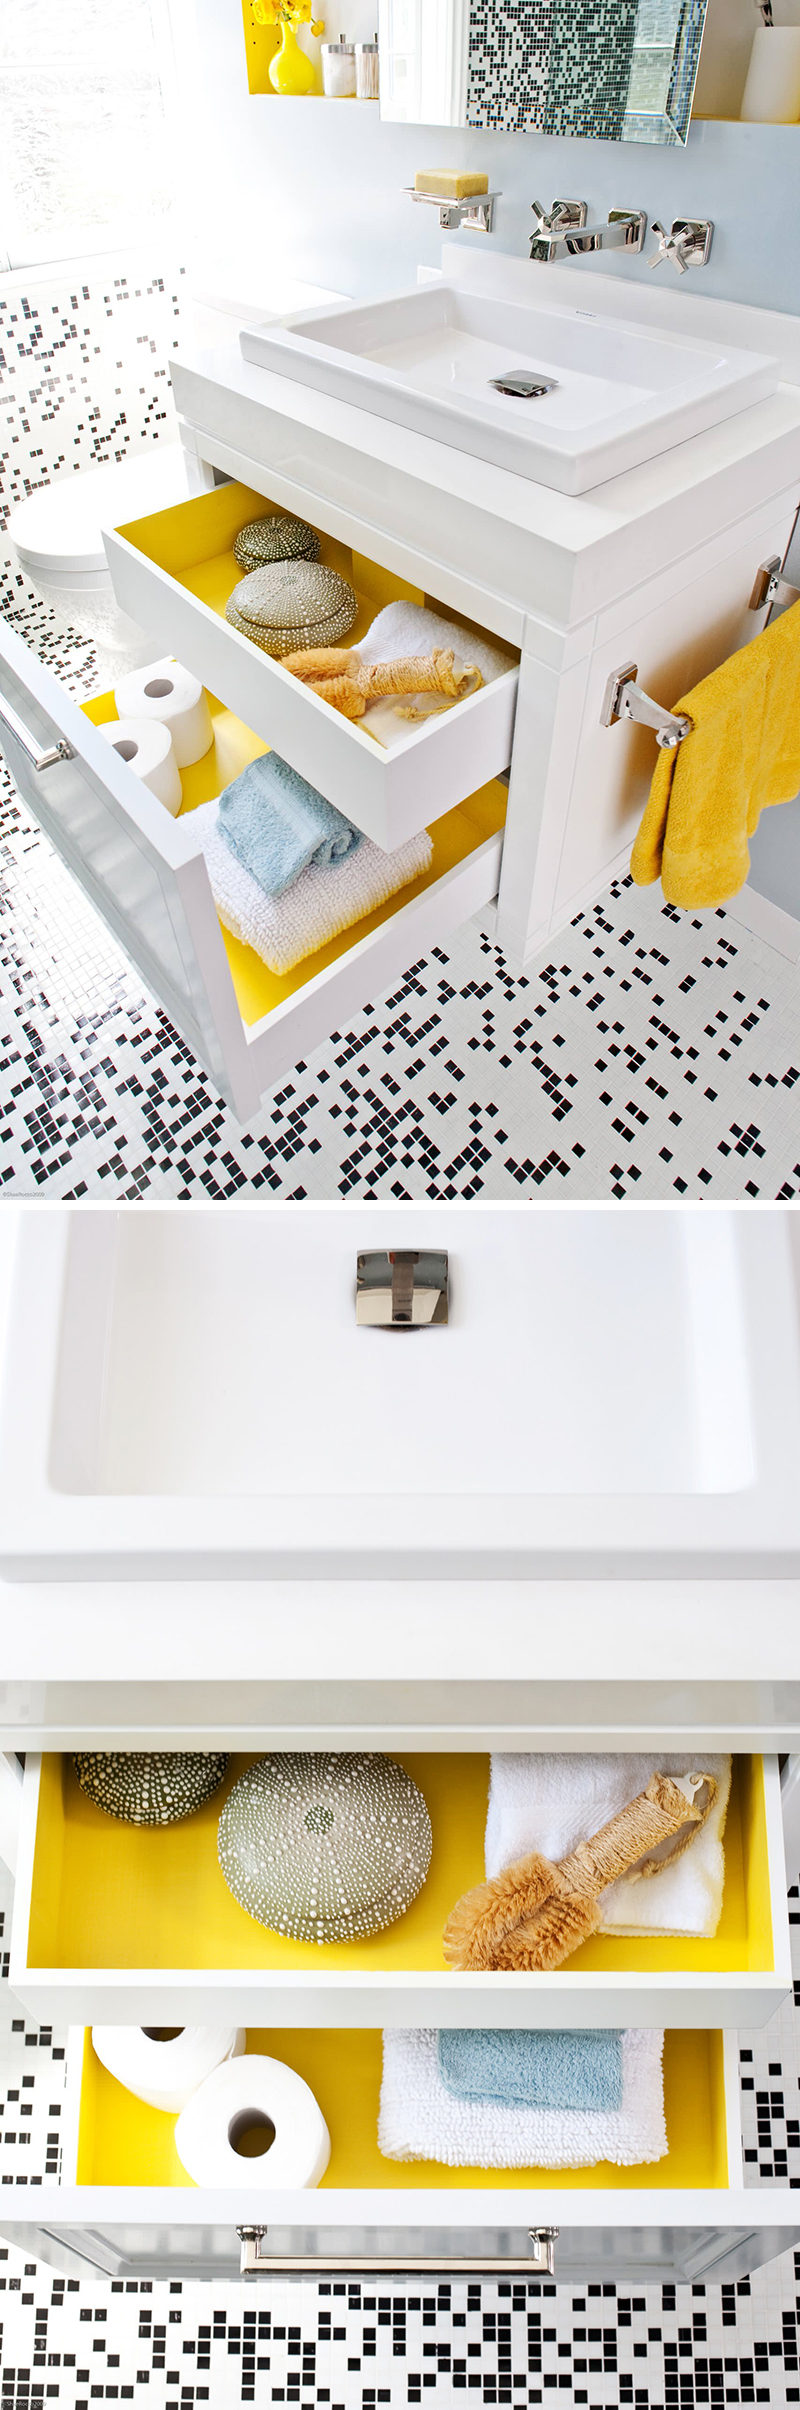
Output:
top-left (174, 2052), bottom-right (331, 2188)
top-left (91, 2024), bottom-right (246, 2114)
top-left (99, 716), bottom-right (182, 814)
top-left (115, 657), bottom-right (214, 767)
top-left (741, 25), bottom-right (800, 120)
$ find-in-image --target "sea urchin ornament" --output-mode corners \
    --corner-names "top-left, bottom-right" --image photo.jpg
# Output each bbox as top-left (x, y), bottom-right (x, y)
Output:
top-left (217, 1752), bottom-right (432, 1943)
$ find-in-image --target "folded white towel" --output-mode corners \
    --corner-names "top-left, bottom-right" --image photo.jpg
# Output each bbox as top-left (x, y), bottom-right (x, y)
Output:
top-left (357, 601), bottom-right (514, 748)
top-left (378, 2027), bottom-right (666, 2170)
top-left (192, 797), bottom-right (433, 976)
top-left (486, 1754), bottom-right (732, 1940)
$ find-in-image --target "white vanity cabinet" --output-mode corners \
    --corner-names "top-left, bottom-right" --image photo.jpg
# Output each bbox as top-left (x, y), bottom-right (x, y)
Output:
top-left (1, 255), bottom-right (799, 1119)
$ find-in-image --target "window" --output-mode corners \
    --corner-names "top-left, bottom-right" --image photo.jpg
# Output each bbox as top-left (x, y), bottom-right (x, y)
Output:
top-left (0, 0), bottom-right (177, 270)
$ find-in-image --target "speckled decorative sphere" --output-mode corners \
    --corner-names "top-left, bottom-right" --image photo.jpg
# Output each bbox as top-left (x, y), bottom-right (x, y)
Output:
top-left (217, 1752), bottom-right (432, 1944)
top-left (233, 512), bottom-right (321, 571)
top-left (73, 1752), bottom-right (230, 1826)
top-left (225, 560), bottom-right (358, 659)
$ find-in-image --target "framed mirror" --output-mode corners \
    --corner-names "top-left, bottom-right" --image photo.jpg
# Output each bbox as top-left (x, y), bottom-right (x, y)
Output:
top-left (377, 0), bottom-right (709, 145)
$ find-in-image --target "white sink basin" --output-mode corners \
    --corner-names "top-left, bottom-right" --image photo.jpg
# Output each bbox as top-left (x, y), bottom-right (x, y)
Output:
top-left (1, 1207), bottom-right (799, 1580)
top-left (240, 282), bottom-right (779, 495)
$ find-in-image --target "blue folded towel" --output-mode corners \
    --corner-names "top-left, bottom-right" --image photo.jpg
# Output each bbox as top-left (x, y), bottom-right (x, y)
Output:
top-left (217, 751), bottom-right (362, 898)
top-left (437, 2028), bottom-right (623, 2113)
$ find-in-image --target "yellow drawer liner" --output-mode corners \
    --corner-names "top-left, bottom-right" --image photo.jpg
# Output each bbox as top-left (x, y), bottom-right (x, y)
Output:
top-left (29, 1753), bottom-right (774, 1977)
top-left (75, 2026), bottom-right (730, 2191)
top-left (112, 479), bottom-right (509, 674)
top-left (82, 679), bottom-right (506, 1031)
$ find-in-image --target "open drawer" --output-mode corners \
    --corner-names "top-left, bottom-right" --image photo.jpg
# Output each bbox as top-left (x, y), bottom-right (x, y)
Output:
top-left (102, 481), bottom-right (520, 853)
top-left (9, 1752), bottom-right (791, 2032)
top-left (0, 619), bottom-right (505, 1120)
top-left (2, 2025), bottom-right (799, 2287)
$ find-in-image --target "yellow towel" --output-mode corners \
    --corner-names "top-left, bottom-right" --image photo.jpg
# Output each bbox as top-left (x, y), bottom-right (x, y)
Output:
top-left (630, 600), bottom-right (800, 910)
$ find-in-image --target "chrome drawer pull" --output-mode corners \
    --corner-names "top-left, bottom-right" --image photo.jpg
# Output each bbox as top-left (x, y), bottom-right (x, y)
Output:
top-left (238, 2226), bottom-right (559, 2278)
top-left (0, 697), bottom-right (74, 773)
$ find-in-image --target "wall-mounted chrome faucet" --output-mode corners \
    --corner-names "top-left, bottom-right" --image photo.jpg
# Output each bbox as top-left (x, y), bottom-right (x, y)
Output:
top-left (356, 1250), bottom-right (449, 1329)
top-left (529, 200), bottom-right (647, 263)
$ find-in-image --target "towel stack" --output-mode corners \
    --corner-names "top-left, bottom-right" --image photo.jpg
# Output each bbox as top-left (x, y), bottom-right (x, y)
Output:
top-left (379, 2026), bottom-right (666, 2170)
top-left (196, 750), bottom-right (432, 977)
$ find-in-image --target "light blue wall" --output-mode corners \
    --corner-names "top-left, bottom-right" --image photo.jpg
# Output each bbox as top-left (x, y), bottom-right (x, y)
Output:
top-left (183, 0), bottom-right (800, 317)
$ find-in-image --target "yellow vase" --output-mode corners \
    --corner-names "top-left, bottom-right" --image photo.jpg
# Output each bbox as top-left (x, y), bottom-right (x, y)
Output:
top-left (269, 20), bottom-right (315, 93)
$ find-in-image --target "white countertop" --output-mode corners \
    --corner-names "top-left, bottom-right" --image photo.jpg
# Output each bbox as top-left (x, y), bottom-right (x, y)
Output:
top-left (171, 250), bottom-right (800, 632)
top-left (173, 356), bottom-right (800, 632)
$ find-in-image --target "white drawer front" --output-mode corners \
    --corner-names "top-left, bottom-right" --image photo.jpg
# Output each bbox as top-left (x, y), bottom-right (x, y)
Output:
top-left (3, 2201), bottom-right (798, 2288)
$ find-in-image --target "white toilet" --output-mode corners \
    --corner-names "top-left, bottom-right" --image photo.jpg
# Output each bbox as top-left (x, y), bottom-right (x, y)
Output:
top-left (8, 441), bottom-right (192, 683)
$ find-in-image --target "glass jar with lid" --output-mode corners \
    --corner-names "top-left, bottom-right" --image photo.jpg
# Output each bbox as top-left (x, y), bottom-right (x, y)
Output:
top-left (355, 35), bottom-right (379, 97)
top-left (321, 33), bottom-right (357, 95)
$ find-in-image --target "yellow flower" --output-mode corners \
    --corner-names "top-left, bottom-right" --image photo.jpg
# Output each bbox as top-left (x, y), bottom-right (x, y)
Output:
top-left (252, 0), bottom-right (278, 21)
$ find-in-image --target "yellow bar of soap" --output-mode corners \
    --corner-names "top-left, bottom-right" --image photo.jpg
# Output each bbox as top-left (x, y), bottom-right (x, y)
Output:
top-left (414, 170), bottom-right (489, 198)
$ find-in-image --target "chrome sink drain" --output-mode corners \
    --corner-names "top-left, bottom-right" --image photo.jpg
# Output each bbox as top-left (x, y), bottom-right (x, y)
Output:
top-left (489, 369), bottom-right (558, 398)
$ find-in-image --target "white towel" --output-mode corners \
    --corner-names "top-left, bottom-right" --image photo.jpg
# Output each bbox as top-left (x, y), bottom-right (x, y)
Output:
top-left (378, 2027), bottom-right (666, 2170)
top-left (357, 601), bottom-right (514, 748)
top-left (192, 797), bottom-right (433, 977)
top-left (486, 1754), bottom-right (732, 1940)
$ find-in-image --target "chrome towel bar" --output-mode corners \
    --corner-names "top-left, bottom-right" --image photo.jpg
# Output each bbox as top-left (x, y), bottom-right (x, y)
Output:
top-left (602, 535), bottom-right (800, 751)
top-left (749, 555), bottom-right (800, 615)
top-left (600, 663), bottom-right (691, 751)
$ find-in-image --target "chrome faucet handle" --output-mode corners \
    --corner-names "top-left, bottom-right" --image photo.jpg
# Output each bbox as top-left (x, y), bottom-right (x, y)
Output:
top-left (531, 198), bottom-right (587, 234)
top-left (649, 217), bottom-right (714, 274)
top-left (650, 221), bottom-right (688, 274)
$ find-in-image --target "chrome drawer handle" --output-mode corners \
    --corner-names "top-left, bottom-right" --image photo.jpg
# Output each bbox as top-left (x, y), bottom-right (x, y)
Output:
top-left (0, 697), bottom-right (73, 773)
top-left (238, 2226), bottom-right (559, 2278)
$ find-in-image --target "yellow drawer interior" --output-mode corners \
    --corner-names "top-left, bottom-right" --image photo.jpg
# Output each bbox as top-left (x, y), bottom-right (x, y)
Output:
top-left (29, 1752), bottom-right (775, 1977)
top-left (74, 2025), bottom-right (730, 2191)
top-left (81, 682), bottom-right (506, 1031)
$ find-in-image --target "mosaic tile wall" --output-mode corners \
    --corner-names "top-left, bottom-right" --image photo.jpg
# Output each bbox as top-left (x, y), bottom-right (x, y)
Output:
top-left (466, 1), bottom-right (552, 134)
top-left (2, 1860), bottom-right (800, 2402)
top-left (466, 0), bottom-right (706, 140)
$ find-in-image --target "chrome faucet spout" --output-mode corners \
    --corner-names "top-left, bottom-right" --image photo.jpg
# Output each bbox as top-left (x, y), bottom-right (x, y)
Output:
top-left (529, 201), bottom-right (647, 262)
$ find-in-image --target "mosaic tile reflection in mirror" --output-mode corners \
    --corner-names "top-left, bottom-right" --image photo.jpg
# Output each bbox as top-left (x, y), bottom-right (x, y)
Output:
top-left (378, 0), bottom-right (708, 144)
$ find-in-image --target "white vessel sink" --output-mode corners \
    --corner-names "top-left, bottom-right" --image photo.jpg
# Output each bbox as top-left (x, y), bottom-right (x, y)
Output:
top-left (240, 282), bottom-right (778, 495)
top-left (1, 1207), bottom-right (799, 1580)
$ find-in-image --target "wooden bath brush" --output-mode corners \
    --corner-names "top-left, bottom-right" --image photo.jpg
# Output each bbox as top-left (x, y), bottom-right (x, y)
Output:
top-left (282, 645), bottom-right (484, 722)
top-left (442, 1771), bottom-right (718, 1974)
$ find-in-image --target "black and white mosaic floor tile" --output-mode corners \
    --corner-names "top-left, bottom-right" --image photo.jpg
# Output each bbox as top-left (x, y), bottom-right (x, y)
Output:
top-left (1, 1861), bottom-right (800, 2401)
top-left (2, 611), bottom-right (800, 1200)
